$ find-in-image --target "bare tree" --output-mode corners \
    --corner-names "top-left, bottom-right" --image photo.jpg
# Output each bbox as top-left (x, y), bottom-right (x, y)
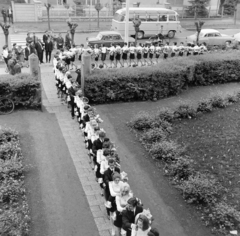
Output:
top-left (95, 1), bottom-right (103, 28)
top-left (44, 3), bottom-right (53, 30)
top-left (195, 21), bottom-right (205, 45)
top-left (133, 17), bottom-right (141, 44)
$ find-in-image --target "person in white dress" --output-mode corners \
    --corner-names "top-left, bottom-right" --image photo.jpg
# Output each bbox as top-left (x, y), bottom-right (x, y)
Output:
top-left (131, 215), bottom-right (150, 236)
top-left (114, 183), bottom-right (133, 236)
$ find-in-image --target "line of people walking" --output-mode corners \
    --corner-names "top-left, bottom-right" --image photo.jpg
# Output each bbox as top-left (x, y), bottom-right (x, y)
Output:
top-left (53, 51), bottom-right (160, 236)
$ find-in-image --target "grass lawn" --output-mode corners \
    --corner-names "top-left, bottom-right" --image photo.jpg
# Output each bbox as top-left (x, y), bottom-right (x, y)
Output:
top-left (171, 101), bottom-right (240, 209)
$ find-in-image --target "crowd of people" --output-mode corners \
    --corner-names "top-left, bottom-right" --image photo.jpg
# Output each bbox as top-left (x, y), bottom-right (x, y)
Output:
top-left (52, 49), bottom-right (160, 236)
top-left (1, 6), bottom-right (13, 24)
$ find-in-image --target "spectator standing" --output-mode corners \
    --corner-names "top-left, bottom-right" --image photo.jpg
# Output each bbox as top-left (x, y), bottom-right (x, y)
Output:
top-left (35, 39), bottom-right (44, 63)
top-left (8, 7), bottom-right (13, 24)
top-left (45, 37), bottom-right (53, 63)
top-left (29, 42), bottom-right (37, 55)
top-left (43, 30), bottom-right (49, 44)
top-left (2, 45), bottom-right (9, 73)
top-left (24, 43), bottom-right (30, 66)
top-left (56, 33), bottom-right (64, 50)
top-left (32, 32), bottom-right (38, 45)
top-left (65, 31), bottom-right (71, 49)
top-left (26, 33), bottom-right (33, 44)
top-left (1, 7), bottom-right (7, 24)
top-left (12, 43), bottom-right (18, 56)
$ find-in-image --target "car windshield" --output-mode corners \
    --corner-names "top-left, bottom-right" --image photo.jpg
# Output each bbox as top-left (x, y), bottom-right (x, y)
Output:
top-left (113, 13), bottom-right (124, 22)
top-left (96, 33), bottom-right (102, 40)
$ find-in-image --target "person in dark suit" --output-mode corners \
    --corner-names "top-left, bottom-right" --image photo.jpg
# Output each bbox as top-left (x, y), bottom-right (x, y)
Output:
top-left (24, 43), bottom-right (30, 61)
top-left (43, 30), bottom-right (49, 44)
top-left (32, 32), bottom-right (38, 45)
top-left (65, 31), bottom-right (71, 49)
top-left (45, 37), bottom-right (53, 63)
top-left (67, 75), bottom-right (76, 119)
top-left (92, 131), bottom-right (106, 166)
top-left (122, 197), bottom-right (143, 236)
top-left (26, 33), bottom-right (33, 44)
top-left (35, 39), bottom-right (44, 63)
top-left (56, 33), bottom-right (64, 50)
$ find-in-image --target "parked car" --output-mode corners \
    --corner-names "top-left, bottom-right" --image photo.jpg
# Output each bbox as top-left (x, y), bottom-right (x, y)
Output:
top-left (233, 32), bottom-right (240, 43)
top-left (86, 31), bottom-right (135, 47)
top-left (186, 29), bottom-right (234, 46)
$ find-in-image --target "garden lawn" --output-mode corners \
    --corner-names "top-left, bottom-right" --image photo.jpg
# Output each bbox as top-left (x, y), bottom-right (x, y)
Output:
top-left (171, 101), bottom-right (240, 209)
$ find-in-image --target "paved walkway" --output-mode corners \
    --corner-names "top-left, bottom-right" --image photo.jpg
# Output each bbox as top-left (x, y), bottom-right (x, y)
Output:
top-left (41, 66), bottom-right (112, 236)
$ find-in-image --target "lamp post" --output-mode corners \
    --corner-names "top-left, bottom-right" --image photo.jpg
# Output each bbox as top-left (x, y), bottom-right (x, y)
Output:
top-left (124, 0), bottom-right (130, 45)
top-left (44, 3), bottom-right (52, 30)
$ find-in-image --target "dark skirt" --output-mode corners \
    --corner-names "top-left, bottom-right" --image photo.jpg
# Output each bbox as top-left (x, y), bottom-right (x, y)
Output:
top-left (143, 53), bottom-right (148, 59)
top-left (187, 52), bottom-right (191, 56)
top-left (130, 53), bottom-right (135, 60)
top-left (95, 163), bottom-right (102, 178)
top-left (114, 211), bottom-right (123, 228)
top-left (137, 53), bottom-right (141, 60)
top-left (164, 53), bottom-right (168, 59)
top-left (171, 52), bottom-right (175, 57)
top-left (179, 52), bottom-right (184, 56)
top-left (122, 53), bottom-right (127, 60)
top-left (115, 53), bottom-right (121, 60)
top-left (193, 52), bottom-right (198, 56)
top-left (71, 55), bottom-right (75, 62)
top-left (156, 54), bottom-right (160, 58)
top-left (88, 139), bottom-right (92, 150)
top-left (101, 53), bottom-right (106, 61)
top-left (95, 56), bottom-right (99, 62)
top-left (65, 58), bottom-right (71, 65)
top-left (78, 54), bottom-right (82, 61)
top-left (110, 55), bottom-right (114, 61)
top-left (149, 53), bottom-right (153, 59)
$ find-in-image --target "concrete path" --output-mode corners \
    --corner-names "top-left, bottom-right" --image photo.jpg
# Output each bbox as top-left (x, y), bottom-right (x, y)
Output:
top-left (41, 65), bottom-right (112, 236)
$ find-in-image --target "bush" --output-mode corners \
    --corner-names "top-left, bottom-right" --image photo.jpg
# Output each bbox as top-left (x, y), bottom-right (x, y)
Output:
top-left (0, 73), bottom-right (41, 109)
top-left (197, 99), bottom-right (213, 113)
top-left (174, 102), bottom-right (197, 119)
top-left (140, 128), bottom-right (167, 144)
top-left (180, 173), bottom-right (224, 204)
top-left (209, 202), bottom-right (240, 232)
top-left (210, 95), bottom-right (228, 108)
top-left (155, 107), bottom-right (175, 122)
top-left (149, 140), bottom-right (183, 162)
top-left (85, 51), bottom-right (240, 104)
top-left (128, 111), bottom-right (154, 130)
top-left (167, 156), bottom-right (195, 182)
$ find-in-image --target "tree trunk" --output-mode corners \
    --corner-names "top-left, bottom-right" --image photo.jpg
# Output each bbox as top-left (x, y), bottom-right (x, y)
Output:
top-left (196, 31), bottom-right (200, 45)
top-left (135, 30), bottom-right (138, 45)
top-left (5, 34), bottom-right (8, 46)
top-left (71, 33), bottom-right (74, 46)
top-left (97, 11), bottom-right (99, 28)
top-left (47, 9), bottom-right (51, 30)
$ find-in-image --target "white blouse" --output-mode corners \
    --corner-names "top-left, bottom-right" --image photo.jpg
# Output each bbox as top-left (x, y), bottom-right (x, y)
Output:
top-left (109, 181), bottom-right (124, 197)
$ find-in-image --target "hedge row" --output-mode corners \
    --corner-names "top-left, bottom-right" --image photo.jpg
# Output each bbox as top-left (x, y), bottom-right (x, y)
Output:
top-left (85, 51), bottom-right (240, 104)
top-left (0, 73), bottom-right (41, 109)
top-left (0, 127), bottom-right (30, 236)
top-left (128, 91), bottom-right (240, 235)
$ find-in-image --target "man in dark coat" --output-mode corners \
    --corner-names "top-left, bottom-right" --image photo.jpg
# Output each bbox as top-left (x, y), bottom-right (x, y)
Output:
top-left (122, 197), bottom-right (143, 236)
top-left (43, 30), bottom-right (49, 44)
top-left (35, 39), bottom-right (44, 63)
top-left (26, 33), bottom-right (33, 44)
top-left (24, 43), bottom-right (30, 61)
top-left (45, 37), bottom-right (53, 63)
top-left (56, 33), bottom-right (64, 50)
top-left (65, 31), bottom-right (71, 49)
top-left (1, 7), bottom-right (7, 24)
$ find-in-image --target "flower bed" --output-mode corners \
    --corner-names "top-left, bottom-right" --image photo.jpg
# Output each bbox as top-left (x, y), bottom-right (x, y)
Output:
top-left (0, 73), bottom-right (41, 109)
top-left (128, 91), bottom-right (240, 235)
top-left (0, 127), bottom-right (30, 236)
top-left (85, 51), bottom-right (240, 104)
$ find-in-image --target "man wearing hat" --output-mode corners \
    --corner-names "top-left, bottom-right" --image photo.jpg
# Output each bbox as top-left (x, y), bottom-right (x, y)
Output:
top-left (122, 197), bottom-right (143, 236)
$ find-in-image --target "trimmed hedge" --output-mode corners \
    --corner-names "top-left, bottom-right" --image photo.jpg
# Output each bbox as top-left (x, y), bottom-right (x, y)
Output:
top-left (0, 73), bottom-right (41, 109)
top-left (85, 51), bottom-right (240, 104)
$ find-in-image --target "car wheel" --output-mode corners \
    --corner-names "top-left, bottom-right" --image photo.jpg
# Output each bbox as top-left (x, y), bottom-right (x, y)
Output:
top-left (167, 30), bottom-right (175, 39)
top-left (137, 31), bottom-right (144, 39)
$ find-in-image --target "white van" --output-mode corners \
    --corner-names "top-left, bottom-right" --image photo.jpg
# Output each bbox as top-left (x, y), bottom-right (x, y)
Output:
top-left (111, 7), bottom-right (181, 39)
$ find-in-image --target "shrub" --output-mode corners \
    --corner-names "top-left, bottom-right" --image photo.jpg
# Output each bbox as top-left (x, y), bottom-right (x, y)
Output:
top-left (197, 99), bottom-right (213, 113)
top-left (85, 51), bottom-right (240, 104)
top-left (210, 95), bottom-right (228, 108)
top-left (128, 111), bottom-right (154, 130)
top-left (155, 107), bottom-right (175, 122)
top-left (0, 73), bottom-right (41, 109)
top-left (149, 140), bottom-right (183, 162)
top-left (174, 102), bottom-right (197, 119)
top-left (140, 128), bottom-right (167, 144)
top-left (167, 156), bottom-right (195, 182)
top-left (180, 173), bottom-right (224, 204)
top-left (0, 127), bottom-right (18, 145)
top-left (209, 202), bottom-right (240, 232)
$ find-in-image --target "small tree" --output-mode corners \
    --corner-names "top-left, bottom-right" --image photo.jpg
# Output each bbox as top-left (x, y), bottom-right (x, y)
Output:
top-left (133, 17), bottom-right (141, 44)
top-left (95, 1), bottom-right (103, 28)
top-left (44, 3), bottom-right (53, 30)
top-left (0, 23), bottom-right (10, 46)
top-left (195, 21), bottom-right (205, 45)
top-left (67, 20), bottom-right (78, 46)
top-left (186, 0), bottom-right (210, 18)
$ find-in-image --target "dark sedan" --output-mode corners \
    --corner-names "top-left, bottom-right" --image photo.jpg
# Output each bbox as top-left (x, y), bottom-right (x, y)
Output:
top-left (86, 31), bottom-right (135, 47)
